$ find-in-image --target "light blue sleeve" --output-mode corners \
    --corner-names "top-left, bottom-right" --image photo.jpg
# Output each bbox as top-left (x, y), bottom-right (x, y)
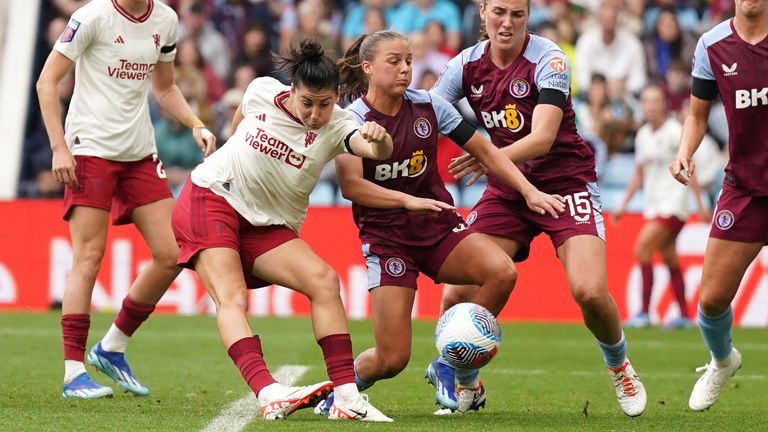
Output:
top-left (432, 93), bottom-right (465, 135)
top-left (691, 36), bottom-right (715, 80)
top-left (534, 49), bottom-right (571, 98)
top-left (429, 54), bottom-right (465, 104)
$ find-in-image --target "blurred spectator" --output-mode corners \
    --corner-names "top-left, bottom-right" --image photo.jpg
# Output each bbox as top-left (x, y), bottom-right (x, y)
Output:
top-left (602, 78), bottom-right (639, 153)
top-left (216, 88), bottom-right (244, 142)
top-left (643, 8), bottom-right (696, 81)
top-left (233, 24), bottom-right (274, 78)
top-left (175, 38), bottom-right (226, 104)
top-left (176, 67), bottom-right (215, 130)
top-left (461, 0), bottom-right (483, 47)
top-left (425, 21), bottom-right (457, 57)
top-left (393, 0), bottom-right (462, 52)
top-left (286, 0), bottom-right (340, 59)
top-left (575, 1), bottom-right (647, 94)
top-left (643, 0), bottom-right (700, 33)
top-left (575, 73), bottom-right (609, 141)
top-left (154, 109), bottom-right (205, 197)
top-left (535, 20), bottom-right (579, 95)
top-left (213, 0), bottom-right (276, 54)
top-left (661, 59), bottom-right (691, 117)
top-left (179, 1), bottom-right (231, 80)
top-left (231, 63), bottom-right (257, 92)
top-left (707, 0), bottom-right (735, 27)
top-left (50, 0), bottom-right (91, 16)
top-left (341, 0), bottom-right (397, 51)
top-left (409, 31), bottom-right (450, 90)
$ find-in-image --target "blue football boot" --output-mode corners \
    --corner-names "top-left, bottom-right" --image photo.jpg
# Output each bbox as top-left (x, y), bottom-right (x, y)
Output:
top-left (86, 341), bottom-right (149, 396)
top-left (62, 373), bottom-right (114, 399)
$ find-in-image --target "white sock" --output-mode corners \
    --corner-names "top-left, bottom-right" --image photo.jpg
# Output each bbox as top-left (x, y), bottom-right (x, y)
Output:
top-left (64, 360), bottom-right (86, 383)
top-left (101, 324), bottom-right (130, 353)
top-left (257, 382), bottom-right (282, 400)
top-left (333, 383), bottom-right (360, 404)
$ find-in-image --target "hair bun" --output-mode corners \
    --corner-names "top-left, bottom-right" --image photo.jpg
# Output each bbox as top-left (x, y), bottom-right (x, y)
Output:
top-left (298, 39), bottom-right (325, 61)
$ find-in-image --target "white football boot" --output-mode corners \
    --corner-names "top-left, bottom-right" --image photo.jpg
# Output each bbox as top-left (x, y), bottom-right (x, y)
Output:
top-left (258, 381), bottom-right (334, 420)
top-left (607, 359), bottom-right (647, 417)
top-left (328, 393), bottom-right (393, 422)
top-left (689, 348), bottom-right (742, 411)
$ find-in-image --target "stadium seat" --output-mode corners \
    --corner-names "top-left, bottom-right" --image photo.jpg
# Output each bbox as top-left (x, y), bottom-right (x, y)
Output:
top-left (600, 154), bottom-right (636, 188)
top-left (309, 181), bottom-right (336, 206)
top-left (599, 185), bottom-right (644, 212)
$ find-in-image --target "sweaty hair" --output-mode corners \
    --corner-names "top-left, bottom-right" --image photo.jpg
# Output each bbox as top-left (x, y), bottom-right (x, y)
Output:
top-left (337, 30), bottom-right (407, 101)
top-left (275, 39), bottom-right (339, 91)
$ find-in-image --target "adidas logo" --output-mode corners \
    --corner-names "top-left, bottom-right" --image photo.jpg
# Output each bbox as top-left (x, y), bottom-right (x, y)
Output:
top-left (254, 113), bottom-right (266, 121)
top-left (722, 62), bottom-right (737, 76)
top-left (114, 35), bottom-right (125, 44)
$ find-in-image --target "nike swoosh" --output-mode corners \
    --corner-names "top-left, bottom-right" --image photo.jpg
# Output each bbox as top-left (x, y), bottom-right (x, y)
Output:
top-left (349, 408), bottom-right (368, 418)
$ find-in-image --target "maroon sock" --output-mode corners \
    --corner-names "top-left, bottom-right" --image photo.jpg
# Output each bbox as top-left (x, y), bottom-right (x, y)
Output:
top-left (114, 295), bottom-right (156, 336)
top-left (640, 263), bottom-right (653, 314)
top-left (318, 333), bottom-right (355, 386)
top-left (227, 336), bottom-right (276, 396)
top-left (669, 266), bottom-right (689, 318)
top-left (62, 314), bottom-right (90, 362)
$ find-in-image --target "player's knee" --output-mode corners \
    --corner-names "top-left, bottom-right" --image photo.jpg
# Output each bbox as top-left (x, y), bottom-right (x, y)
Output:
top-left (698, 295), bottom-right (729, 317)
top-left (152, 245), bottom-right (179, 271)
top-left (73, 245), bottom-right (106, 273)
top-left (307, 265), bottom-right (341, 300)
top-left (572, 285), bottom-right (608, 311)
top-left (379, 351), bottom-right (410, 378)
top-left (441, 287), bottom-right (471, 310)
top-left (492, 261), bottom-right (518, 292)
top-left (217, 290), bottom-right (249, 313)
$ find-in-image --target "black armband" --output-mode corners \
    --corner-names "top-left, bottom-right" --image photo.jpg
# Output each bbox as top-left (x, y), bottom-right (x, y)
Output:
top-left (160, 43), bottom-right (176, 54)
top-left (691, 77), bottom-right (718, 100)
top-left (447, 120), bottom-right (475, 146)
top-left (344, 130), bottom-right (357, 155)
top-left (537, 88), bottom-right (567, 110)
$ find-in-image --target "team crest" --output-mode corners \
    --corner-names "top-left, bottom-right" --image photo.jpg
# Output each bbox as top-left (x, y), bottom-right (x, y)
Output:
top-left (385, 258), bottom-right (406, 277)
top-left (60, 19), bottom-right (80, 43)
top-left (466, 211), bottom-right (478, 225)
top-left (509, 78), bottom-right (530, 98)
top-left (413, 118), bottom-right (432, 138)
top-left (304, 131), bottom-right (317, 147)
top-left (715, 210), bottom-right (735, 230)
top-left (153, 33), bottom-right (160, 50)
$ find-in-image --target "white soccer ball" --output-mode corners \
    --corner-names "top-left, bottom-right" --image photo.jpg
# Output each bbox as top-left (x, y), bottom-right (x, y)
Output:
top-left (434, 302), bottom-right (502, 369)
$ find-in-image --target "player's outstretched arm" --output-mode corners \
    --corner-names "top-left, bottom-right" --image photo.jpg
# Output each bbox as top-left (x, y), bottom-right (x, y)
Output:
top-left (347, 121), bottom-right (393, 160)
top-left (613, 164), bottom-right (643, 223)
top-left (151, 61), bottom-right (217, 156)
top-left (670, 95), bottom-right (712, 186)
top-left (335, 153), bottom-right (454, 216)
top-left (462, 132), bottom-right (565, 218)
top-left (36, 50), bottom-right (78, 188)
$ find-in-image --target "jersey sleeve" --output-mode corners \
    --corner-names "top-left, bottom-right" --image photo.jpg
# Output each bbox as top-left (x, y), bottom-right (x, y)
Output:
top-left (53, 8), bottom-right (98, 62)
top-left (430, 54), bottom-right (465, 104)
top-left (330, 108), bottom-right (362, 155)
top-left (158, 13), bottom-right (179, 62)
top-left (534, 49), bottom-right (572, 99)
top-left (431, 93), bottom-right (465, 136)
top-left (242, 78), bottom-right (268, 116)
top-left (691, 36), bottom-right (715, 81)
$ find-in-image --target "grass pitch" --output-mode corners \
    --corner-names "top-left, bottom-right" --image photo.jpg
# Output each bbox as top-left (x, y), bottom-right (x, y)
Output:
top-left (1, 312), bottom-right (766, 431)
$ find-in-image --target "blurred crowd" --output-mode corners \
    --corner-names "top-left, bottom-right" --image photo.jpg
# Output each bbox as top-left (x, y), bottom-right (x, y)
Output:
top-left (20, 0), bottom-right (730, 210)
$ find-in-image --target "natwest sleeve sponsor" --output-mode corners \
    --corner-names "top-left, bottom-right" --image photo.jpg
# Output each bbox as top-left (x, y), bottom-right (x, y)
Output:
top-left (430, 53), bottom-right (465, 104)
top-left (53, 6), bottom-right (98, 62)
top-left (158, 12), bottom-right (179, 62)
top-left (691, 36), bottom-right (715, 81)
top-left (534, 49), bottom-right (571, 98)
top-left (431, 93), bottom-right (464, 135)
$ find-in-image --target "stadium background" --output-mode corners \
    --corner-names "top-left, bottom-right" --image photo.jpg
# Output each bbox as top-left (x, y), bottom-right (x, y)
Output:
top-left (0, 0), bottom-right (766, 327)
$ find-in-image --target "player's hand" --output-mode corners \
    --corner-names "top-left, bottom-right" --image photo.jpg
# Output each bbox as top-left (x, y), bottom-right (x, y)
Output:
top-left (52, 146), bottom-right (78, 189)
top-left (359, 121), bottom-right (387, 144)
top-left (669, 153), bottom-right (695, 186)
top-left (612, 206), bottom-right (625, 224)
top-left (522, 188), bottom-right (565, 219)
top-left (403, 195), bottom-right (456, 217)
top-left (193, 127), bottom-right (217, 157)
top-left (448, 154), bottom-right (488, 186)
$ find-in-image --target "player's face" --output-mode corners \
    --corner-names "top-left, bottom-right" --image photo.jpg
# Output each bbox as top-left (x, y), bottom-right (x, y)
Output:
top-left (480, 0), bottom-right (529, 51)
top-left (364, 38), bottom-right (412, 96)
top-left (736, 0), bottom-right (768, 18)
top-left (291, 86), bottom-right (339, 130)
top-left (640, 88), bottom-right (666, 124)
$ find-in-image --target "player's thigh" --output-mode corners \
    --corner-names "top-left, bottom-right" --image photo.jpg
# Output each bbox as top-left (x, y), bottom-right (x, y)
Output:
top-left (699, 238), bottom-right (762, 310)
top-left (67, 206), bottom-right (111, 258)
top-left (634, 221), bottom-right (674, 257)
top-left (370, 285), bottom-right (415, 357)
top-left (131, 198), bottom-right (179, 262)
top-left (194, 247), bottom-right (249, 308)
top-left (437, 233), bottom-right (518, 285)
top-left (557, 234), bottom-right (608, 297)
top-left (251, 238), bottom-right (338, 297)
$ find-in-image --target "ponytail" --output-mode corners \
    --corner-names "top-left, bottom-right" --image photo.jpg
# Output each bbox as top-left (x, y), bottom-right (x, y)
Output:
top-left (275, 39), bottom-right (339, 91)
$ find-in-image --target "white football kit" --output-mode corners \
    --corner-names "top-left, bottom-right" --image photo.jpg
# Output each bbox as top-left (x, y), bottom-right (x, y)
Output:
top-left (191, 77), bottom-right (361, 233)
top-left (54, 0), bottom-right (178, 161)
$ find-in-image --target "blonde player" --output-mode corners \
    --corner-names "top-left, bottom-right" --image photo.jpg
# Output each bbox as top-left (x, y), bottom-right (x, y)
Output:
top-left (36, 0), bottom-right (216, 398)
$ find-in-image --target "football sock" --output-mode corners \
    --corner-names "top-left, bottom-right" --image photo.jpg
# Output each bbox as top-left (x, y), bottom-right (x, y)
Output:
top-left (64, 360), bottom-right (87, 384)
top-left (101, 324), bottom-right (129, 353)
top-left (669, 266), bottom-right (688, 318)
top-left (640, 263), bottom-right (653, 314)
top-left (113, 295), bottom-right (155, 337)
top-left (62, 313), bottom-right (90, 362)
top-left (597, 332), bottom-right (627, 368)
top-left (455, 368), bottom-right (480, 387)
top-left (227, 336), bottom-right (276, 396)
top-left (353, 357), bottom-right (373, 391)
top-left (698, 305), bottom-right (733, 364)
top-left (334, 383), bottom-right (360, 404)
top-left (317, 334), bottom-right (356, 386)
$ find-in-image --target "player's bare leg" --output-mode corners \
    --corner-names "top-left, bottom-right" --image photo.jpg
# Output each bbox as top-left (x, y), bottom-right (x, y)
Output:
top-left (625, 221), bottom-right (671, 327)
top-left (558, 235), bottom-right (646, 417)
top-left (658, 234), bottom-right (691, 328)
top-left (253, 240), bottom-right (391, 421)
top-left (61, 206), bottom-right (113, 398)
top-left (689, 238), bottom-right (761, 411)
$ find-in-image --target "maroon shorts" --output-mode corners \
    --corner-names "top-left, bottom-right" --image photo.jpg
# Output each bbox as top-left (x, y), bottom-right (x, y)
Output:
top-left (466, 184), bottom-right (605, 262)
top-left (710, 184), bottom-right (768, 244)
top-left (651, 215), bottom-right (685, 236)
top-left (361, 223), bottom-right (475, 290)
top-left (63, 155), bottom-right (172, 225)
top-left (172, 180), bottom-right (298, 289)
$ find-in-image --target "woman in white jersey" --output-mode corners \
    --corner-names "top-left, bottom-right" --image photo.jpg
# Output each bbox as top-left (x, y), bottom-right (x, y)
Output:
top-left (171, 40), bottom-right (393, 422)
top-left (36, 0), bottom-right (216, 399)
top-left (614, 85), bottom-right (710, 329)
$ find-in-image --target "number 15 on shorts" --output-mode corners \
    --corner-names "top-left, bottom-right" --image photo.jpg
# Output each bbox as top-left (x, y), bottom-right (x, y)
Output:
top-left (562, 191), bottom-right (592, 223)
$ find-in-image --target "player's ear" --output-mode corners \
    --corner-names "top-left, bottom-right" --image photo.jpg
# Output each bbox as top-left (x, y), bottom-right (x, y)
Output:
top-left (361, 60), bottom-right (373, 76)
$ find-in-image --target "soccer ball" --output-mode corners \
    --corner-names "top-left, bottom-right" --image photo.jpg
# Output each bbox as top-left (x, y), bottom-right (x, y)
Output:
top-left (434, 302), bottom-right (502, 369)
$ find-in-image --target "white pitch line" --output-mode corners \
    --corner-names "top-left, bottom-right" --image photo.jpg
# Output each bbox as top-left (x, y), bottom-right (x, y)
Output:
top-left (201, 365), bottom-right (309, 432)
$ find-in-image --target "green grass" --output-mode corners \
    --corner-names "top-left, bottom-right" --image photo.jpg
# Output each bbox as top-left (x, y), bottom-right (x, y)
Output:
top-left (1, 312), bottom-right (766, 431)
